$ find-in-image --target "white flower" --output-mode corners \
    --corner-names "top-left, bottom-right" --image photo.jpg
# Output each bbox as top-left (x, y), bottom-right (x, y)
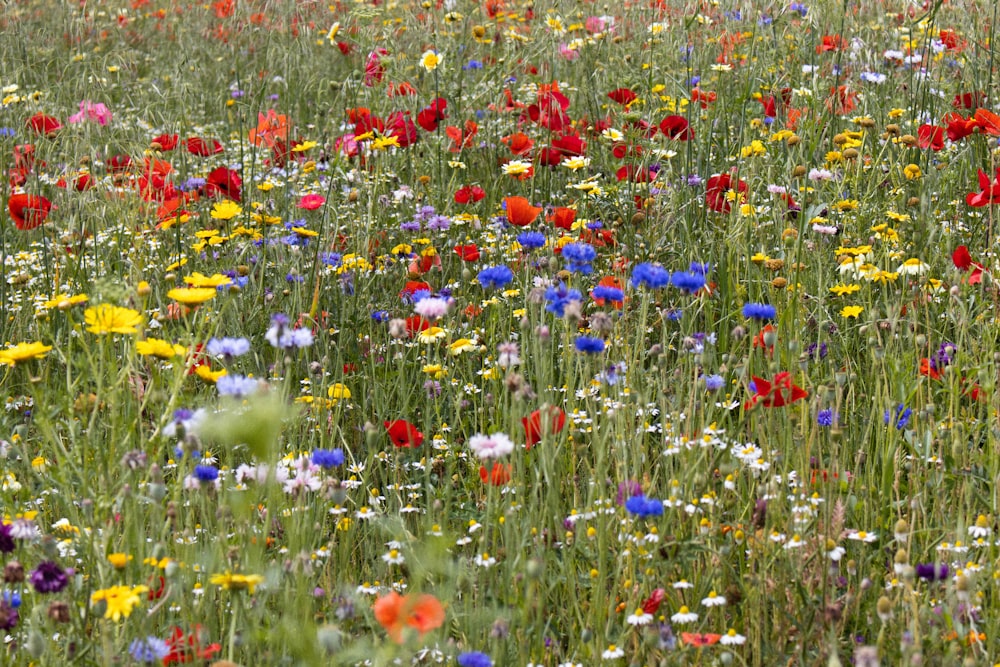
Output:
top-left (626, 608), bottom-right (653, 626)
top-left (701, 591), bottom-right (727, 607)
top-left (720, 629), bottom-right (746, 645)
top-left (671, 606), bottom-right (698, 624)
top-left (672, 579), bottom-right (694, 590)
top-left (474, 552), bottom-right (497, 567)
top-left (847, 529), bottom-right (877, 543)
top-left (468, 432), bottom-right (515, 459)
top-left (601, 644), bottom-right (625, 659)
top-left (382, 549), bottom-right (405, 565)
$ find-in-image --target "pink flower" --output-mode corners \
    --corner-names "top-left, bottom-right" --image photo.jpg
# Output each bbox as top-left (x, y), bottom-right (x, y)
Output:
top-left (558, 44), bottom-right (579, 61)
top-left (68, 100), bottom-right (112, 126)
top-left (298, 194), bottom-right (326, 210)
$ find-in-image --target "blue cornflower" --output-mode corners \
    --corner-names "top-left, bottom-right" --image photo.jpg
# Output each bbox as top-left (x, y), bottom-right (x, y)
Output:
top-left (193, 465), bottom-right (219, 483)
top-left (574, 336), bottom-right (606, 354)
top-left (703, 374), bottom-right (725, 391)
top-left (463, 60), bottom-right (484, 70)
top-left (216, 374), bottom-right (260, 398)
top-left (670, 270), bottom-right (706, 293)
top-left (206, 337), bottom-right (251, 359)
top-left (322, 253), bottom-right (342, 268)
top-left (371, 310), bottom-right (390, 322)
top-left (790, 2), bottom-right (808, 16)
top-left (885, 404), bottom-right (912, 430)
top-left (630, 262), bottom-right (671, 289)
top-left (591, 284), bottom-right (624, 304)
top-left (817, 409), bottom-right (835, 427)
top-left (561, 242), bottom-right (597, 274)
top-left (742, 302), bottom-right (776, 320)
top-left (129, 637), bottom-right (171, 664)
top-left (625, 495), bottom-right (664, 517)
top-left (457, 652), bottom-right (494, 667)
top-left (477, 265), bottom-right (514, 290)
top-left (312, 448), bottom-right (345, 468)
top-left (516, 231), bottom-right (547, 249)
top-left (544, 283), bottom-right (582, 318)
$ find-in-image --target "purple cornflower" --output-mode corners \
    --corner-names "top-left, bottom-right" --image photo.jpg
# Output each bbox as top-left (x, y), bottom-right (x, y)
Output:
top-left (206, 337), bottom-right (251, 359)
top-left (217, 374), bottom-right (260, 398)
top-left (29, 561), bottom-right (69, 593)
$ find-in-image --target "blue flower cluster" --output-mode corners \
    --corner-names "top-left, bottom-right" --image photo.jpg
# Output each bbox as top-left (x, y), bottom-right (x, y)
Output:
top-left (545, 283), bottom-right (582, 317)
top-left (561, 242), bottom-right (597, 274)
top-left (516, 231), bottom-right (547, 250)
top-left (625, 495), bottom-right (664, 517)
top-left (630, 262), bottom-right (671, 289)
top-left (742, 302), bottom-right (776, 320)
top-left (477, 265), bottom-right (514, 290)
top-left (574, 336), bottom-right (606, 354)
top-left (591, 284), bottom-right (624, 304)
top-left (312, 448), bottom-right (345, 468)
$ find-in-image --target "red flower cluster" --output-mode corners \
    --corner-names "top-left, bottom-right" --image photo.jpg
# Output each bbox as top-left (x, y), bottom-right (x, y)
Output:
top-left (744, 372), bottom-right (808, 410)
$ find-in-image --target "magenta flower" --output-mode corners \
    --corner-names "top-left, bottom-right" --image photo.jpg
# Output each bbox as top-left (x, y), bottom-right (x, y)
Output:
top-left (68, 100), bottom-right (112, 126)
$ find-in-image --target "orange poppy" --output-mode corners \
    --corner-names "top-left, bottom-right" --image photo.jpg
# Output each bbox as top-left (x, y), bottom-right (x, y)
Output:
top-left (973, 108), bottom-right (1000, 136)
top-left (505, 196), bottom-right (542, 227)
top-left (373, 592), bottom-right (445, 643)
top-left (248, 110), bottom-right (289, 149)
top-left (681, 632), bottom-right (722, 647)
top-left (548, 207), bottom-right (575, 230)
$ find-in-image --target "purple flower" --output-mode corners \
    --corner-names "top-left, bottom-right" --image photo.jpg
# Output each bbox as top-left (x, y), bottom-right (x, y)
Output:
top-left (29, 561), bottom-right (69, 594)
top-left (915, 563), bottom-right (949, 581)
top-left (0, 523), bottom-right (14, 553)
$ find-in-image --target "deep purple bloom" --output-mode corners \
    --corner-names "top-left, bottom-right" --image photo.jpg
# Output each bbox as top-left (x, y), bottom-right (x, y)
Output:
top-left (915, 563), bottom-right (949, 581)
top-left (29, 561), bottom-right (69, 593)
top-left (0, 523), bottom-right (13, 553)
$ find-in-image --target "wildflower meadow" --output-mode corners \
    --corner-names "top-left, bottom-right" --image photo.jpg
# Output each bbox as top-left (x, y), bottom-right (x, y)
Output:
top-left (3, 0), bottom-right (1000, 664)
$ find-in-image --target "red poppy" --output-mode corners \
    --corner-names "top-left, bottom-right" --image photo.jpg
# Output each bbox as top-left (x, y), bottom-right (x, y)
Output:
top-left (163, 625), bottom-right (222, 664)
top-left (185, 137), bottom-right (223, 156)
top-left (938, 30), bottom-right (965, 51)
top-left (387, 111), bottom-right (418, 148)
top-left (388, 82), bottom-right (417, 96)
top-left (522, 406), bottom-right (567, 449)
top-left (106, 154), bottom-right (133, 173)
top-left (816, 34), bottom-right (847, 53)
top-left (205, 166), bottom-right (242, 201)
top-left (26, 113), bottom-right (62, 136)
top-left (416, 98), bottom-right (448, 132)
top-left (373, 592), bottom-right (444, 643)
top-left (973, 108), bottom-right (1000, 136)
top-left (690, 88), bottom-right (717, 108)
top-left (549, 207), bottom-right (576, 230)
top-left (826, 85), bottom-right (857, 115)
top-left (961, 377), bottom-right (984, 402)
top-left (505, 196), bottom-right (542, 227)
top-left (952, 245), bottom-right (985, 284)
top-left (454, 185), bottom-right (485, 205)
top-left (705, 173), bottom-right (747, 213)
top-left (502, 132), bottom-right (534, 156)
top-left (8, 194), bottom-right (52, 230)
top-left (917, 124), bottom-right (945, 151)
top-left (944, 112), bottom-right (977, 142)
top-left (607, 88), bottom-right (637, 106)
top-left (13, 144), bottom-right (36, 172)
top-left (919, 358), bottom-right (942, 380)
top-left (966, 168), bottom-right (1000, 207)
top-left (660, 115), bottom-right (693, 140)
top-left (152, 133), bottom-right (179, 151)
top-left (681, 632), bottom-right (722, 647)
top-left (551, 132), bottom-right (586, 157)
top-left (401, 280), bottom-right (431, 298)
top-left (454, 243), bottom-right (480, 261)
top-left (744, 372), bottom-right (808, 409)
top-left (298, 193), bottom-right (326, 210)
top-left (536, 147), bottom-right (563, 167)
top-left (616, 164), bottom-right (656, 182)
top-left (954, 91), bottom-right (986, 109)
top-left (479, 462), bottom-right (511, 485)
top-left (445, 121), bottom-right (478, 152)
top-left (404, 316), bottom-right (430, 337)
top-left (384, 420), bottom-right (424, 448)
top-left (138, 157), bottom-right (175, 202)
top-left (641, 588), bottom-right (665, 614)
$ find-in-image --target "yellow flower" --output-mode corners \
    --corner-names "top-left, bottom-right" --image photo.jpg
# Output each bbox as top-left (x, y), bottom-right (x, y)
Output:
top-left (897, 258), bottom-right (929, 275)
top-left (829, 284), bottom-right (860, 296)
top-left (420, 49), bottom-right (443, 72)
top-left (840, 305), bottom-right (863, 319)
top-left (418, 326), bottom-right (447, 344)
top-left (739, 140), bottom-right (767, 158)
top-left (903, 163), bottom-right (921, 180)
top-left (107, 553), bottom-right (133, 570)
top-left (210, 571), bottom-right (265, 594)
top-left (502, 159), bottom-right (532, 176)
top-left (42, 293), bottom-right (88, 311)
top-left (422, 364), bottom-right (448, 379)
top-left (136, 338), bottom-right (186, 359)
top-left (85, 304), bottom-right (143, 335)
top-left (167, 287), bottom-right (218, 305)
top-left (185, 272), bottom-right (233, 288)
top-left (327, 383), bottom-right (351, 402)
top-left (90, 585), bottom-right (148, 622)
top-left (210, 200), bottom-right (242, 220)
top-left (371, 135), bottom-right (400, 150)
top-left (448, 338), bottom-right (477, 356)
top-left (0, 341), bottom-right (52, 366)
top-left (195, 365), bottom-right (227, 383)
